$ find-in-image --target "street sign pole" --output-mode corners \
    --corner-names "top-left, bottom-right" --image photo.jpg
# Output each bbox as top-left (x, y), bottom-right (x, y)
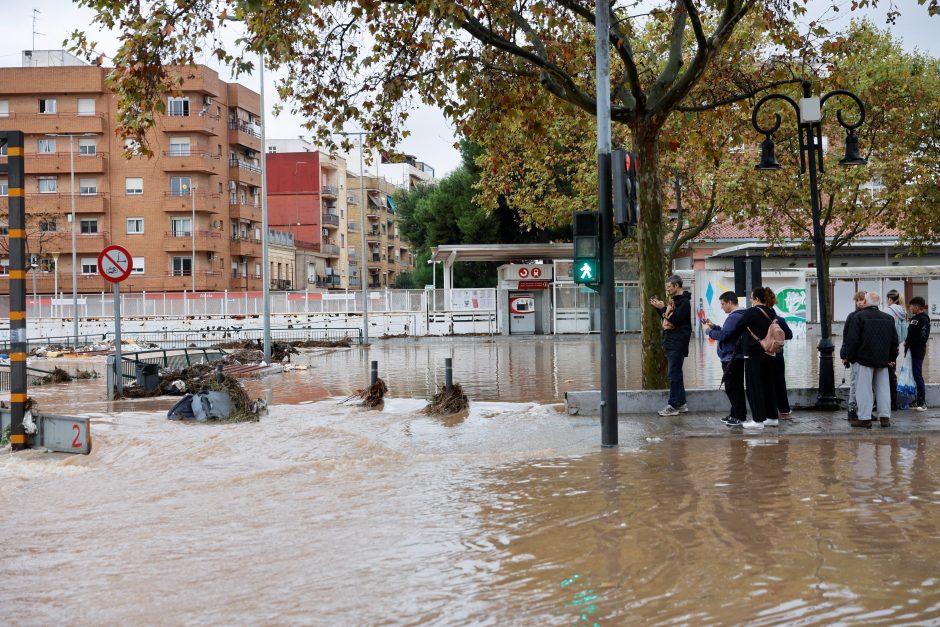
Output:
top-left (113, 282), bottom-right (121, 398)
top-left (98, 244), bottom-right (132, 399)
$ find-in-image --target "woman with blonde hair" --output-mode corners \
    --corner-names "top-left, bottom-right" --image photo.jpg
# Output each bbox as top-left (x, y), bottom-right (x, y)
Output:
top-left (886, 289), bottom-right (907, 410)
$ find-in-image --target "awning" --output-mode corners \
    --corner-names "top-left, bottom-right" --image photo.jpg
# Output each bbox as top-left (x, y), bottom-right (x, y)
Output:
top-left (430, 243), bottom-right (573, 263)
top-left (386, 195), bottom-right (396, 212)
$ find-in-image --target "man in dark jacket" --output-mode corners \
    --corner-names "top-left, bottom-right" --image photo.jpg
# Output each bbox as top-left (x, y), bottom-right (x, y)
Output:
top-left (704, 291), bottom-right (746, 425)
top-left (906, 296), bottom-right (931, 410)
top-left (649, 274), bottom-right (692, 416)
top-left (840, 291), bottom-right (869, 420)
top-left (841, 292), bottom-right (899, 428)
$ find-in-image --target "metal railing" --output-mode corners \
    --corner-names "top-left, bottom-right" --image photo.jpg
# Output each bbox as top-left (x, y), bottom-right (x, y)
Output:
top-left (102, 326), bottom-right (363, 349)
top-left (108, 347), bottom-right (228, 385)
top-left (0, 333), bottom-right (104, 353)
top-left (0, 364), bottom-right (77, 391)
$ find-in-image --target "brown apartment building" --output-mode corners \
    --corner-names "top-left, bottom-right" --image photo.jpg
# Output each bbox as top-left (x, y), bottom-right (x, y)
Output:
top-left (0, 50), bottom-right (266, 294)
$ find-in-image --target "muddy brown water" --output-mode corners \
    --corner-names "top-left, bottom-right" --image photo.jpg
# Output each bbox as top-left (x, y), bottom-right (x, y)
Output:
top-left (4, 337), bottom-right (940, 624)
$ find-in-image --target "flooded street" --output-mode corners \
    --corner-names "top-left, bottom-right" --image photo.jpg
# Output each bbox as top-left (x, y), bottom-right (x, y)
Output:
top-left (4, 336), bottom-right (940, 624)
top-left (2, 401), bottom-right (940, 624)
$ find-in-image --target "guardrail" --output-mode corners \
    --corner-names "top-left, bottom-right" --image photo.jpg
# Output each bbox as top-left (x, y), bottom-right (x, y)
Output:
top-left (107, 347), bottom-right (228, 387)
top-left (0, 333), bottom-right (105, 353)
top-left (0, 364), bottom-right (72, 391)
top-left (101, 326), bottom-right (364, 349)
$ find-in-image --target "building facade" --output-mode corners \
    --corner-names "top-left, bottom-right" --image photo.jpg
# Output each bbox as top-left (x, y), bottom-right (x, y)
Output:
top-left (0, 50), bottom-right (266, 293)
top-left (347, 173), bottom-right (414, 288)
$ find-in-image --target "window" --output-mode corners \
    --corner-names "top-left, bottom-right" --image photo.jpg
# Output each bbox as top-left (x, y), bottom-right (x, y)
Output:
top-left (0, 258), bottom-right (8, 275)
top-left (79, 219), bottom-right (98, 234)
top-left (0, 100), bottom-right (8, 117)
top-left (80, 258), bottom-right (97, 275)
top-left (171, 217), bottom-right (192, 236)
top-left (39, 98), bottom-right (57, 114)
top-left (37, 138), bottom-right (56, 154)
top-left (125, 177), bottom-right (143, 195)
top-left (168, 97), bottom-right (190, 117)
top-left (79, 138), bottom-right (96, 155)
top-left (255, 263), bottom-right (262, 277)
top-left (169, 136), bottom-right (191, 156)
top-left (172, 256), bottom-right (193, 276)
top-left (0, 144), bottom-right (6, 156)
top-left (170, 176), bottom-right (192, 196)
top-left (79, 178), bottom-right (97, 195)
top-left (77, 98), bottom-right (95, 116)
top-left (0, 179), bottom-right (6, 196)
top-left (267, 145), bottom-right (277, 153)
top-left (127, 218), bottom-right (144, 234)
top-left (38, 177), bottom-right (57, 193)
top-left (39, 258), bottom-right (55, 273)
top-left (132, 257), bottom-right (145, 275)
top-left (39, 219), bottom-right (57, 232)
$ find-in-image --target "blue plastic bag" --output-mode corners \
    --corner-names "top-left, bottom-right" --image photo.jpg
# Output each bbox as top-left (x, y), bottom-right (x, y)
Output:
top-left (897, 351), bottom-right (916, 409)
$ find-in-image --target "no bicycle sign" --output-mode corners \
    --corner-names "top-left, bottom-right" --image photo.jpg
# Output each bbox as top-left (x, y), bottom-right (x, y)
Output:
top-left (98, 245), bottom-right (133, 283)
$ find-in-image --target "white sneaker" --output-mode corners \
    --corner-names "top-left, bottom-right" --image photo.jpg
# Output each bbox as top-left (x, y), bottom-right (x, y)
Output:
top-left (742, 420), bottom-right (764, 429)
top-left (914, 403), bottom-right (928, 412)
top-left (676, 404), bottom-right (689, 413)
top-left (764, 418), bottom-right (779, 427)
top-left (658, 405), bottom-right (680, 417)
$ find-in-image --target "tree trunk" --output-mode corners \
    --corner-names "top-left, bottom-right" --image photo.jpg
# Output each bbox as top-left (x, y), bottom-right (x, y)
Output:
top-left (634, 123), bottom-right (668, 389)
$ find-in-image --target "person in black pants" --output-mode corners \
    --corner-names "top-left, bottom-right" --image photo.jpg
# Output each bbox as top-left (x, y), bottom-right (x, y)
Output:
top-left (906, 296), bottom-right (931, 410)
top-left (765, 289), bottom-right (794, 416)
top-left (722, 287), bottom-right (780, 429)
top-left (703, 291), bottom-right (747, 425)
top-left (649, 274), bottom-right (692, 416)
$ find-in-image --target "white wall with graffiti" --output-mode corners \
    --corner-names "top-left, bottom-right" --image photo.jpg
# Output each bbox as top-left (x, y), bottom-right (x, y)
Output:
top-left (693, 269), bottom-right (808, 338)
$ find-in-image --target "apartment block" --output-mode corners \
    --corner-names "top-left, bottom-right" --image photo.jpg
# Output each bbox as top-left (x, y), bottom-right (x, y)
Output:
top-left (0, 50), bottom-right (279, 294)
top-left (348, 173), bottom-right (414, 288)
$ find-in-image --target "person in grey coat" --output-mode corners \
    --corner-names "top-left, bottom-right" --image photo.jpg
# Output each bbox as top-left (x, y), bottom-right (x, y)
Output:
top-left (841, 292), bottom-right (899, 428)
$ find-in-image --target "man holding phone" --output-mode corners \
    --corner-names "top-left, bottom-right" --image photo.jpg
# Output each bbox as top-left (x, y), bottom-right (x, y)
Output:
top-left (649, 275), bottom-right (692, 416)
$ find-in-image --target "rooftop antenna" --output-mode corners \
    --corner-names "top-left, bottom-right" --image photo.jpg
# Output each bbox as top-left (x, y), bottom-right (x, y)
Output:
top-left (32, 8), bottom-right (44, 51)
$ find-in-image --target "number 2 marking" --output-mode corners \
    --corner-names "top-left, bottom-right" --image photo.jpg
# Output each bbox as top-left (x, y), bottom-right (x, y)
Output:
top-left (72, 424), bottom-right (82, 448)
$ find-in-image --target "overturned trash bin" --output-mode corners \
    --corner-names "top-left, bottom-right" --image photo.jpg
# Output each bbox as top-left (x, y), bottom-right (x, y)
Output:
top-left (135, 362), bottom-right (161, 393)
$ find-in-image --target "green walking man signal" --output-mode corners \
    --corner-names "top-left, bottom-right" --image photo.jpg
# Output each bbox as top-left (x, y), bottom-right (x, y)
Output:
top-left (572, 211), bottom-right (600, 286)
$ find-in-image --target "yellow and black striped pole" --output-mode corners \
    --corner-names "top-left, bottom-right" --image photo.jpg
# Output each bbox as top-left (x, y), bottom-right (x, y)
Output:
top-left (1, 131), bottom-right (27, 450)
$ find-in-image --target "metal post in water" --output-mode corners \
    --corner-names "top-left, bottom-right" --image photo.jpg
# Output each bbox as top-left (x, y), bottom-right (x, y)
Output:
top-left (445, 357), bottom-right (453, 394)
top-left (370, 360), bottom-right (378, 386)
top-left (113, 282), bottom-right (122, 399)
top-left (3, 131), bottom-right (28, 450)
top-left (216, 362), bottom-right (224, 383)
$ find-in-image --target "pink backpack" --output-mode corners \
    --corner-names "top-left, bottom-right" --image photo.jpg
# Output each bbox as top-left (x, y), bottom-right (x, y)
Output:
top-left (748, 308), bottom-right (785, 355)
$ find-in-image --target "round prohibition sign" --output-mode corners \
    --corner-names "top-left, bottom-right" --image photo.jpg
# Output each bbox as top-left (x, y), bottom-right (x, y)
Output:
top-left (98, 245), bottom-right (133, 283)
top-left (518, 267), bottom-right (529, 278)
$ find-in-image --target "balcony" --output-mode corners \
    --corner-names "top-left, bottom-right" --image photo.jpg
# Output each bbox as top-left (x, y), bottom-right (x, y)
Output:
top-left (163, 270), bottom-right (227, 292)
top-left (164, 190), bottom-right (221, 214)
top-left (161, 112), bottom-right (222, 136)
top-left (271, 279), bottom-right (293, 291)
top-left (321, 243), bottom-right (340, 257)
top-left (26, 192), bottom-right (108, 214)
top-left (162, 230), bottom-right (223, 252)
top-left (316, 275), bottom-right (342, 288)
top-left (39, 231), bottom-right (110, 254)
top-left (162, 150), bottom-right (222, 174)
top-left (348, 278), bottom-right (360, 287)
top-left (0, 112), bottom-right (105, 135)
top-left (347, 248), bottom-right (358, 260)
top-left (228, 120), bottom-right (262, 151)
top-left (8, 152), bottom-right (107, 175)
top-left (366, 230), bottom-right (382, 242)
top-left (321, 185), bottom-right (338, 198)
top-left (228, 201), bottom-right (261, 223)
top-left (322, 212), bottom-right (340, 229)
top-left (229, 158), bottom-right (263, 187)
top-left (230, 235), bottom-right (261, 258)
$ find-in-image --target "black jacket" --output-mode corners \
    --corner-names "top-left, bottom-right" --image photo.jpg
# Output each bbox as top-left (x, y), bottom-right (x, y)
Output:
top-left (659, 290), bottom-right (692, 355)
top-left (840, 309), bottom-right (861, 361)
top-left (725, 304), bottom-right (778, 357)
top-left (907, 311), bottom-right (931, 357)
top-left (841, 306), bottom-right (899, 368)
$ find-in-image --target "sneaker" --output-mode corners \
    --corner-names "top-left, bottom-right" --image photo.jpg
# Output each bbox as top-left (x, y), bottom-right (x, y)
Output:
top-left (720, 415), bottom-right (734, 425)
top-left (742, 420), bottom-right (764, 430)
top-left (847, 408), bottom-right (858, 421)
top-left (676, 404), bottom-right (689, 413)
top-left (914, 403), bottom-right (928, 412)
top-left (658, 405), bottom-right (680, 417)
top-left (725, 417), bottom-right (744, 428)
top-left (879, 417), bottom-right (891, 428)
top-left (779, 411), bottom-right (792, 418)
top-left (849, 419), bottom-right (873, 429)
top-left (764, 418), bottom-right (779, 427)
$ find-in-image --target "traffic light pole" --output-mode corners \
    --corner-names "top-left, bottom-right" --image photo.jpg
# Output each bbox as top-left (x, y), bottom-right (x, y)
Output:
top-left (595, 0), bottom-right (618, 446)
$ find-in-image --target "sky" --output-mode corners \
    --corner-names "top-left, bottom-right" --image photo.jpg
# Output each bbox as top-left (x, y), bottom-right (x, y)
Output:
top-left (2, 1), bottom-right (938, 178)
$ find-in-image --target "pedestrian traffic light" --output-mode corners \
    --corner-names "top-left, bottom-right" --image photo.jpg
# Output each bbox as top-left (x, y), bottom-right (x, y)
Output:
top-left (573, 210), bottom-right (600, 285)
top-left (612, 149), bottom-right (639, 227)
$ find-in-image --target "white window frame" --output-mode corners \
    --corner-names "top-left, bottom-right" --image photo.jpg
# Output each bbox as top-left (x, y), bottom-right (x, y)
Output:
top-left (78, 138), bottom-right (96, 155)
top-left (172, 256), bottom-right (193, 276)
top-left (79, 218), bottom-right (98, 234)
top-left (0, 179), bottom-right (7, 196)
top-left (38, 177), bottom-right (57, 194)
top-left (80, 257), bottom-right (97, 275)
top-left (39, 98), bottom-right (57, 114)
top-left (0, 100), bottom-right (8, 117)
top-left (77, 98), bottom-right (95, 116)
top-left (126, 218), bottom-right (144, 235)
top-left (37, 138), bottom-right (56, 154)
top-left (169, 136), bottom-right (191, 156)
top-left (132, 257), bottom-right (145, 275)
top-left (170, 176), bottom-right (192, 196)
top-left (78, 178), bottom-right (97, 195)
top-left (170, 217), bottom-right (192, 237)
top-left (39, 219), bottom-right (57, 232)
top-left (125, 177), bottom-right (143, 196)
top-left (167, 97), bottom-right (190, 117)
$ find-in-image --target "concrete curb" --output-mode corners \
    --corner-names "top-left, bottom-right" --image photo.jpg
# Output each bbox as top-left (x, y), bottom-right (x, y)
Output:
top-left (565, 385), bottom-right (940, 416)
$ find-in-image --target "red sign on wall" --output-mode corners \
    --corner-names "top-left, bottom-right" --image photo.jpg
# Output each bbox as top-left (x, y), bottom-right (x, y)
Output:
top-left (518, 280), bottom-right (549, 290)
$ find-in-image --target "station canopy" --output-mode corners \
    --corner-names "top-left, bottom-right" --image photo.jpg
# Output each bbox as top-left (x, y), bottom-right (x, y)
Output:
top-left (430, 243), bottom-right (573, 263)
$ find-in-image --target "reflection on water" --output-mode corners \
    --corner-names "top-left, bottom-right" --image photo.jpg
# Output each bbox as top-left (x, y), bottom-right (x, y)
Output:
top-left (1, 401), bottom-right (939, 624)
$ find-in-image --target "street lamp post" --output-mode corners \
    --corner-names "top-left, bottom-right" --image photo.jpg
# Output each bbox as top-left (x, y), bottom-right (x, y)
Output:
top-left (46, 132), bottom-right (95, 346)
top-left (751, 79), bottom-right (867, 410)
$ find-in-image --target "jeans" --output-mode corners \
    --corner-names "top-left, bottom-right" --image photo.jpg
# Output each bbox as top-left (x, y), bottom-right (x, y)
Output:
top-left (847, 362), bottom-right (860, 411)
top-left (912, 355), bottom-right (926, 405)
top-left (856, 365), bottom-right (891, 420)
top-left (722, 359), bottom-right (746, 420)
top-left (667, 349), bottom-right (686, 408)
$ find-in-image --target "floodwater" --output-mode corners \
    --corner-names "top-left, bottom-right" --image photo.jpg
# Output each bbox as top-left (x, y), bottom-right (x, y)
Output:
top-left (2, 400), bottom-right (940, 624)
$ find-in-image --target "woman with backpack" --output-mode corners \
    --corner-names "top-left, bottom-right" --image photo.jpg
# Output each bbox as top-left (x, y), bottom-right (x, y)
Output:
top-left (723, 287), bottom-right (783, 429)
top-left (766, 288), bottom-right (794, 417)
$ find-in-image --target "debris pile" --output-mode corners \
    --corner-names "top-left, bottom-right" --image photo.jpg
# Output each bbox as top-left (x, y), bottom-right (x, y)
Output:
top-left (39, 367), bottom-right (73, 384)
top-left (216, 340), bottom-right (299, 362)
top-left (344, 378), bottom-right (388, 408)
top-left (423, 384), bottom-right (469, 416)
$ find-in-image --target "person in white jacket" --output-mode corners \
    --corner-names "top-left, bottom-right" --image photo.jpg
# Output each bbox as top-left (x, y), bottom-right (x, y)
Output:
top-left (886, 289), bottom-right (907, 411)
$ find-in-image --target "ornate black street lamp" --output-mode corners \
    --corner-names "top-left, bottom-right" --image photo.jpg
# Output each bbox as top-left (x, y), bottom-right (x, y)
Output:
top-left (752, 79), bottom-right (867, 410)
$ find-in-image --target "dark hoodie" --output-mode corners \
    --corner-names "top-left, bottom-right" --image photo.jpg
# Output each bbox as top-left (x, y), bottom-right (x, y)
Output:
top-left (659, 290), bottom-right (692, 356)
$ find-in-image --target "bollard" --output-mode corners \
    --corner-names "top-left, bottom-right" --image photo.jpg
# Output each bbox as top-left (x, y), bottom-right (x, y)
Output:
top-left (370, 360), bottom-right (378, 386)
top-left (216, 362), bottom-right (224, 383)
top-left (445, 357), bottom-right (453, 394)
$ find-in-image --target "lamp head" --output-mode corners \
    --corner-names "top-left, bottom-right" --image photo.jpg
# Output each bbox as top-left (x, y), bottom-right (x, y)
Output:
top-left (839, 130), bottom-right (867, 166)
top-left (755, 135), bottom-right (781, 171)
